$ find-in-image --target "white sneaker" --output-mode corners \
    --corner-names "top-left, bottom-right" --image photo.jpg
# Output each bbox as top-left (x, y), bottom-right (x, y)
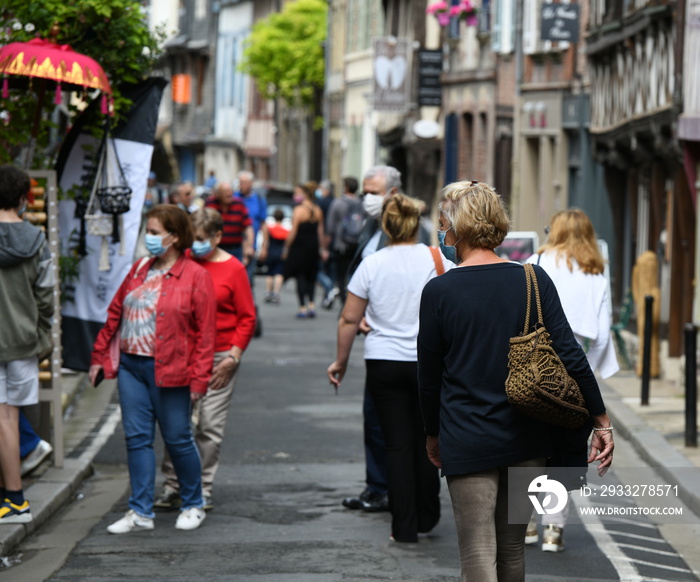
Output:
top-left (107, 509), bottom-right (154, 534)
top-left (21, 439), bottom-right (53, 476)
top-left (541, 525), bottom-right (564, 552)
top-left (175, 507), bottom-right (206, 531)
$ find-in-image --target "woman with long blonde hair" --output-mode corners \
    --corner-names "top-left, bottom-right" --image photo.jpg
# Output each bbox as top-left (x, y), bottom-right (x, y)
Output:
top-left (538, 208), bottom-right (604, 274)
top-left (524, 208), bottom-right (618, 552)
top-left (531, 208), bottom-right (618, 378)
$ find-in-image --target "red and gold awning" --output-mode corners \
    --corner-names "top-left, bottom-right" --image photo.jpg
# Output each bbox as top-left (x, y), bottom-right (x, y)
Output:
top-left (0, 38), bottom-right (111, 93)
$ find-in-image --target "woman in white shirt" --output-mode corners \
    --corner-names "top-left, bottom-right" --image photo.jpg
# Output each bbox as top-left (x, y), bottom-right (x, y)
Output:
top-left (327, 193), bottom-right (452, 543)
top-left (526, 207), bottom-right (619, 552)
top-left (530, 209), bottom-right (619, 379)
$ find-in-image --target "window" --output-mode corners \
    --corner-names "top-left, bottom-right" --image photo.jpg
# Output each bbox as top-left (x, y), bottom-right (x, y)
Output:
top-left (492, 0), bottom-right (515, 54)
top-left (522, 0), bottom-right (541, 55)
top-left (347, 0), bottom-right (384, 53)
top-left (479, 0), bottom-right (492, 34)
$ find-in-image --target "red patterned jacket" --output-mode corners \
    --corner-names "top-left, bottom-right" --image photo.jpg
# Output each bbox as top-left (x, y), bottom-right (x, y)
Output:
top-left (90, 255), bottom-right (216, 394)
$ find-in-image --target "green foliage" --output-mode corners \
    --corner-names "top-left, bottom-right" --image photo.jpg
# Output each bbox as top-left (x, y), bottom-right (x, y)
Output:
top-left (240, 0), bottom-right (327, 110)
top-left (0, 0), bottom-right (164, 167)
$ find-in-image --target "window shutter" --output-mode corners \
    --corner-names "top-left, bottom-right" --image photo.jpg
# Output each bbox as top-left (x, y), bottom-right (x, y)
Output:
top-left (492, 0), bottom-right (502, 53)
top-left (523, 0), bottom-right (539, 54)
top-left (501, 0), bottom-right (515, 53)
top-left (523, 0), bottom-right (537, 55)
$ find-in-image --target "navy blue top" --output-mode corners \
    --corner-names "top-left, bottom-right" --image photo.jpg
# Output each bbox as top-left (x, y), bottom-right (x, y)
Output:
top-left (417, 262), bottom-right (606, 476)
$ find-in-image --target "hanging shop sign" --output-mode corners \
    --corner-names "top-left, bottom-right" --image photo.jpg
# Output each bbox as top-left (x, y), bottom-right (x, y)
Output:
top-left (373, 37), bottom-right (411, 112)
top-left (417, 49), bottom-right (443, 107)
top-left (540, 3), bottom-right (580, 43)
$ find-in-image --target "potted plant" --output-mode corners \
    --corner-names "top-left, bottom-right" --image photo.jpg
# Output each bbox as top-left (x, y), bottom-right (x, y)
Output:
top-left (426, 0), bottom-right (478, 27)
top-left (426, 1), bottom-right (451, 27)
top-left (453, 0), bottom-right (478, 26)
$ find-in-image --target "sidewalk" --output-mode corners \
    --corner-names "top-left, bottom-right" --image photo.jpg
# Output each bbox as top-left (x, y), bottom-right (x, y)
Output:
top-left (600, 370), bottom-right (700, 517)
top-left (0, 370), bottom-right (109, 556)
top-left (2, 353), bottom-right (700, 561)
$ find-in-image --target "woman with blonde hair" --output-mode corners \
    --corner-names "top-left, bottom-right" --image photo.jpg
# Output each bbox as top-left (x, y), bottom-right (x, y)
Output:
top-left (529, 208), bottom-right (618, 379)
top-left (523, 208), bottom-right (619, 552)
top-left (417, 181), bottom-right (613, 580)
top-left (328, 193), bottom-right (451, 543)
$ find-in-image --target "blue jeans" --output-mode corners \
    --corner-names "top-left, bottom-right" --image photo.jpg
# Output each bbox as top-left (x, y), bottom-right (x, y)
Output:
top-left (19, 410), bottom-right (41, 458)
top-left (317, 261), bottom-right (334, 295)
top-left (246, 256), bottom-right (256, 290)
top-left (118, 353), bottom-right (203, 518)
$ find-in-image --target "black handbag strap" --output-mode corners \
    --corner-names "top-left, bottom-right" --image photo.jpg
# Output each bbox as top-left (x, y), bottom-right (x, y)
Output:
top-left (522, 263), bottom-right (544, 333)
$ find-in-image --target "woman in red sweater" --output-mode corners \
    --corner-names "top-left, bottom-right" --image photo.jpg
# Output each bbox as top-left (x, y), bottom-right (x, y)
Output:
top-left (156, 207), bottom-right (257, 511)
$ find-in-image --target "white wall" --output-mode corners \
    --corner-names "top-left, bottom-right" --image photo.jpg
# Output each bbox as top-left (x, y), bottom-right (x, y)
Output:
top-left (148, 0), bottom-right (180, 42)
top-left (214, 3), bottom-right (254, 144)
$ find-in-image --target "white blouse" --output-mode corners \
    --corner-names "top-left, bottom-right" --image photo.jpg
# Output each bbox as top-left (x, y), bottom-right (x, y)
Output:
top-left (527, 251), bottom-right (619, 379)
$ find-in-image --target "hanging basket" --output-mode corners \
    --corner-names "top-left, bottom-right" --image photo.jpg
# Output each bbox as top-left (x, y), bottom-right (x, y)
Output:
top-left (81, 125), bottom-right (132, 271)
top-left (85, 214), bottom-right (113, 237)
top-left (96, 136), bottom-right (132, 215)
top-left (85, 147), bottom-right (114, 239)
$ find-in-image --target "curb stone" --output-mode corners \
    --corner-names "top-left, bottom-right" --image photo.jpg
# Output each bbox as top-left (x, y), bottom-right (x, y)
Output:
top-left (599, 380), bottom-right (700, 519)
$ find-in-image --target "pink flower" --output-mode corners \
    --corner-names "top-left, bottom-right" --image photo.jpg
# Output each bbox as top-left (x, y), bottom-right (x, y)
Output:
top-left (427, 0), bottom-right (478, 27)
top-left (426, 1), bottom-right (448, 14)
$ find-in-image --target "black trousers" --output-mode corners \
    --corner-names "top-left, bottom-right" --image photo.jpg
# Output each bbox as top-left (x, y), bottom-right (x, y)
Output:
top-left (365, 359), bottom-right (441, 542)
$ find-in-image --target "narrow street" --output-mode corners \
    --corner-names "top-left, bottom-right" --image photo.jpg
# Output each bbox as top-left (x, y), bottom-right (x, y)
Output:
top-left (3, 280), bottom-right (700, 581)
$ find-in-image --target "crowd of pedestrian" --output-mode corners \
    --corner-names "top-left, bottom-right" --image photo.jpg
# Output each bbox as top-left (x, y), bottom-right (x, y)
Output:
top-left (140, 169), bottom-right (368, 319)
top-left (2, 162), bottom-right (619, 582)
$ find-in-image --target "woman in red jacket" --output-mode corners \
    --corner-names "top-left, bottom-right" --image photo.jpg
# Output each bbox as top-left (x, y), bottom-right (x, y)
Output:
top-left (155, 207), bottom-right (256, 511)
top-left (89, 205), bottom-right (216, 535)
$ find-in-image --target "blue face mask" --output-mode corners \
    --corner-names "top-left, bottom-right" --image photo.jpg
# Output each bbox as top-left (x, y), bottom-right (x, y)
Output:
top-left (437, 229), bottom-right (461, 264)
top-left (191, 239), bottom-right (213, 258)
top-left (145, 233), bottom-right (171, 257)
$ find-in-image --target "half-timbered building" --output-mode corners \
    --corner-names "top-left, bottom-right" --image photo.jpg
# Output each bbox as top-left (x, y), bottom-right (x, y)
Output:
top-left (587, 0), bottom-right (692, 357)
top-left (512, 0), bottom-right (616, 262)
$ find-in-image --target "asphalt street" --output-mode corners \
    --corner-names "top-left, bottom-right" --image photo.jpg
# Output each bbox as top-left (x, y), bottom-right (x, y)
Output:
top-left (3, 279), bottom-right (700, 581)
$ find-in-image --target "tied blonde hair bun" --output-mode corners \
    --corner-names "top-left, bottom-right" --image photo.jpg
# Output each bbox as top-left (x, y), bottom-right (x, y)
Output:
top-left (381, 193), bottom-right (422, 244)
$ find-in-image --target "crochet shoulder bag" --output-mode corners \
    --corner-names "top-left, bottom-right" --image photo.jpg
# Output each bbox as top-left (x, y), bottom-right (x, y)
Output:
top-left (505, 263), bottom-right (590, 429)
